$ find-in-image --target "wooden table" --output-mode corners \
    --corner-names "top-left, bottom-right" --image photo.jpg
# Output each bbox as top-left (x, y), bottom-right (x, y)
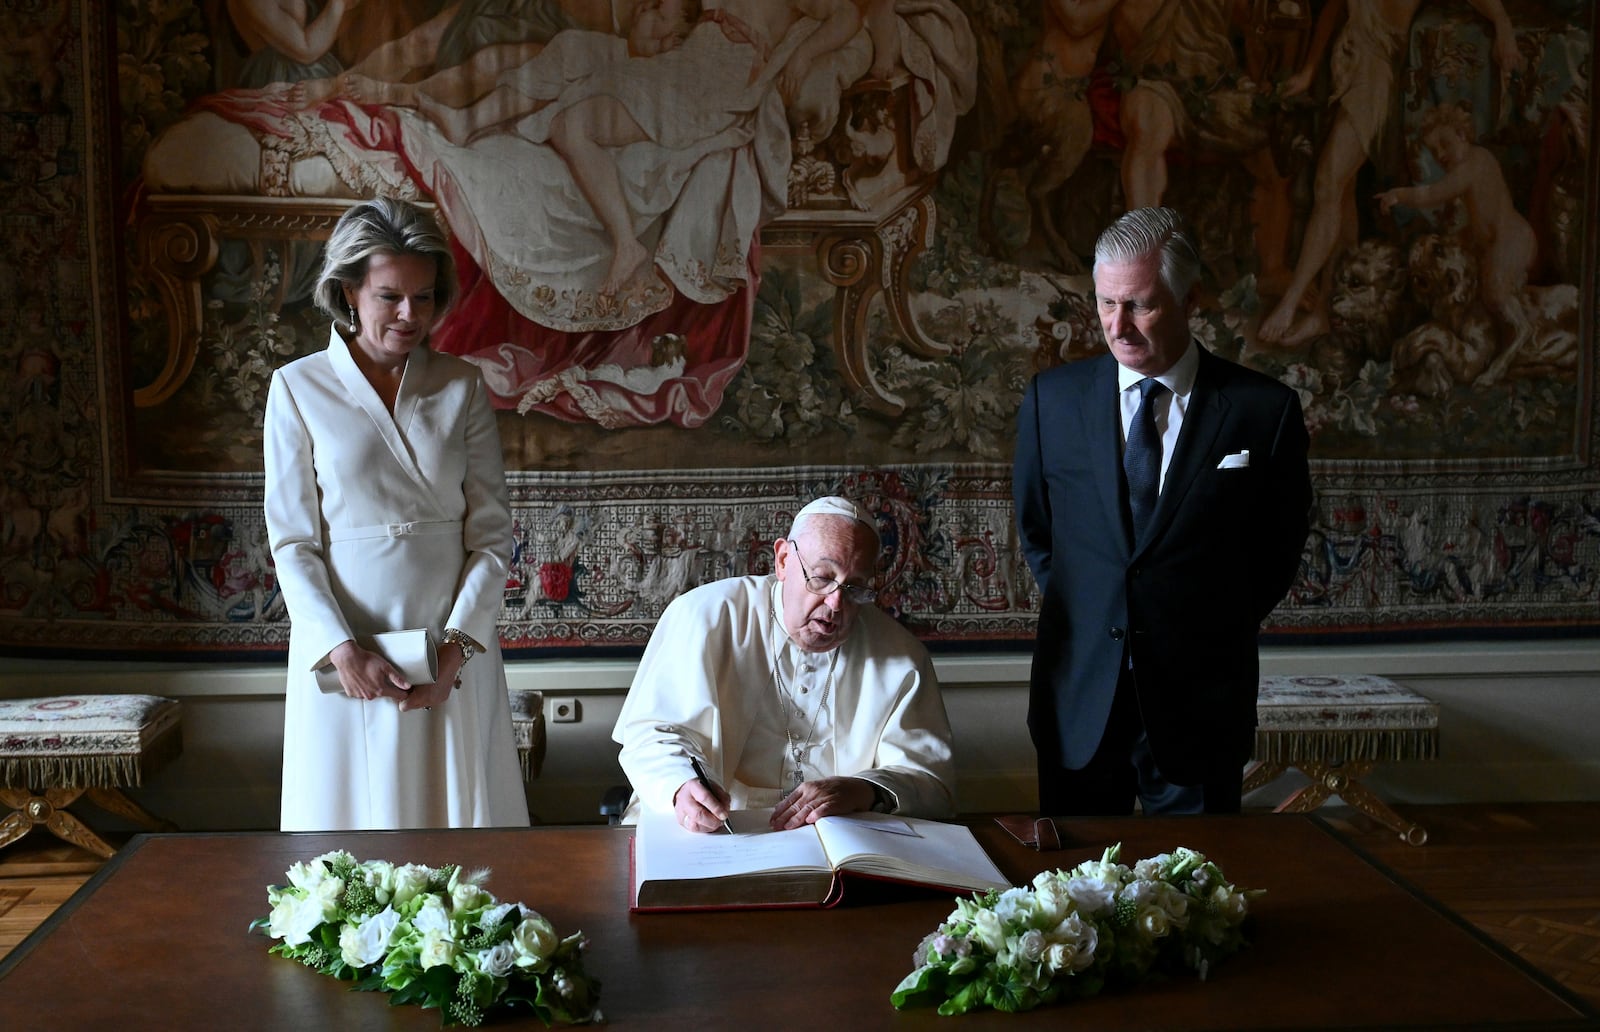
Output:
top-left (2, 816), bottom-right (1593, 1031)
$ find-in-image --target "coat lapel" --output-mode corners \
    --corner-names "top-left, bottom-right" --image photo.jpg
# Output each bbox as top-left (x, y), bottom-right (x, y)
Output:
top-left (1083, 357), bottom-right (1133, 553)
top-left (327, 330), bottom-right (446, 514)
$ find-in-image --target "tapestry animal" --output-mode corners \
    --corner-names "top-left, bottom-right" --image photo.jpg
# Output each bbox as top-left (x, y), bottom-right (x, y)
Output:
top-left (1393, 233), bottom-right (1578, 396)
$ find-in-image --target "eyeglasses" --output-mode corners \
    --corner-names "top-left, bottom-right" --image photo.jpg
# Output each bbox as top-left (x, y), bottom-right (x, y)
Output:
top-left (787, 539), bottom-right (877, 605)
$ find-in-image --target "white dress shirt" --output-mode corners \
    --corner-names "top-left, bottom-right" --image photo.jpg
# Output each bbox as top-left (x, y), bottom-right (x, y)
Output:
top-left (1117, 341), bottom-right (1199, 493)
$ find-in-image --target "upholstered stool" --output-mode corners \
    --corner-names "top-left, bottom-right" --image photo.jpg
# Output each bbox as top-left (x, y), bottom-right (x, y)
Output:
top-left (0, 695), bottom-right (183, 858)
top-left (1245, 675), bottom-right (1439, 846)
top-left (509, 689), bottom-right (546, 782)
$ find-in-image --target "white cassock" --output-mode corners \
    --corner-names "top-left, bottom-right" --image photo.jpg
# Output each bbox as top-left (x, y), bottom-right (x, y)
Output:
top-left (612, 575), bottom-right (955, 821)
top-left (264, 328), bottom-right (528, 831)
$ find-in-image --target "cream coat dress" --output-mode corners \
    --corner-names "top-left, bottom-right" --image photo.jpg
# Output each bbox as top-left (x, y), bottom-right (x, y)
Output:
top-left (265, 328), bottom-right (528, 831)
top-left (612, 574), bottom-right (956, 821)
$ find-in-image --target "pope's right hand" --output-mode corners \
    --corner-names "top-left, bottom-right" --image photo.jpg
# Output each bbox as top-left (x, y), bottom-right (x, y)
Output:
top-left (673, 777), bottom-right (730, 834)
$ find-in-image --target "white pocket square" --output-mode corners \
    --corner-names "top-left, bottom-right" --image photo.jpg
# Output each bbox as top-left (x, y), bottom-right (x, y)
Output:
top-left (1216, 450), bottom-right (1251, 469)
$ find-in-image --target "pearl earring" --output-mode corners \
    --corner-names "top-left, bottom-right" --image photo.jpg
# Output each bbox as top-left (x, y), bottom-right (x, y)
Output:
top-left (347, 303), bottom-right (359, 331)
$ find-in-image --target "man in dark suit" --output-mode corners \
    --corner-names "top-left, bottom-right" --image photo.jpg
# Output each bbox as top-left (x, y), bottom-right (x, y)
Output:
top-left (1013, 207), bottom-right (1312, 816)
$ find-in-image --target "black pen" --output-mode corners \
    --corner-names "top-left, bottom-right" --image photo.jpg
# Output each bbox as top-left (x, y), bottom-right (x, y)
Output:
top-left (689, 756), bottom-right (734, 834)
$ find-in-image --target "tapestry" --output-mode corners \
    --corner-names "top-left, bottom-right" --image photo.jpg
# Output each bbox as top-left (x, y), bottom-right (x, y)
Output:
top-left (0, 0), bottom-right (1595, 657)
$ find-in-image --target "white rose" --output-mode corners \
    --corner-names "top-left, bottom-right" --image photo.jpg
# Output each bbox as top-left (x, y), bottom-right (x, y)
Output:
top-left (1042, 942), bottom-right (1076, 976)
top-left (1138, 906), bottom-right (1170, 939)
top-left (418, 929), bottom-right (457, 970)
top-left (1016, 928), bottom-right (1047, 964)
top-left (1158, 884), bottom-right (1190, 924)
top-left (412, 896), bottom-right (452, 936)
top-left (512, 913), bottom-right (558, 966)
top-left (475, 942), bottom-right (516, 979)
top-left (1029, 877), bottom-right (1072, 926)
top-left (340, 906), bottom-right (400, 968)
top-left (1070, 930), bottom-right (1099, 970)
top-left (970, 909), bottom-right (1006, 955)
top-left (391, 864), bottom-right (432, 907)
top-left (268, 892), bottom-right (325, 947)
top-left (452, 880), bottom-right (493, 914)
top-left (1051, 912), bottom-right (1098, 969)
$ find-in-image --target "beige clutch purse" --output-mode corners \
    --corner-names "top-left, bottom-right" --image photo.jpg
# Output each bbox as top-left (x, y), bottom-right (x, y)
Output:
top-left (315, 629), bottom-right (439, 693)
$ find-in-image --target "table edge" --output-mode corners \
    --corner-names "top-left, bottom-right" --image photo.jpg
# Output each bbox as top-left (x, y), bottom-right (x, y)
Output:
top-left (1307, 813), bottom-right (1599, 1023)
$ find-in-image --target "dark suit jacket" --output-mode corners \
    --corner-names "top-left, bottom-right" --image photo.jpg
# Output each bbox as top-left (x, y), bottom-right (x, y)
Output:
top-left (1013, 346), bottom-right (1312, 783)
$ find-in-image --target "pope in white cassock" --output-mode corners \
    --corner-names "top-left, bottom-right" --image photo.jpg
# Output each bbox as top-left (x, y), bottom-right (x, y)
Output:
top-left (612, 496), bottom-right (955, 832)
top-left (264, 197), bottom-right (528, 832)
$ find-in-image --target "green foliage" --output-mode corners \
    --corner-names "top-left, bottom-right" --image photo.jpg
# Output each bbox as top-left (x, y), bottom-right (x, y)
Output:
top-left (913, 152), bottom-right (1026, 296)
top-left (721, 265), bottom-right (855, 444)
top-left (882, 299), bottom-right (1034, 459)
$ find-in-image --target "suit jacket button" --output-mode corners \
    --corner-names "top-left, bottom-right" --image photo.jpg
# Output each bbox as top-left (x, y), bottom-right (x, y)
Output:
top-left (1109, 627), bottom-right (1125, 641)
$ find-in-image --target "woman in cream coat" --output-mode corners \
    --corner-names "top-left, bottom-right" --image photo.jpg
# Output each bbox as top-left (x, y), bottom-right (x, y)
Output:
top-left (264, 197), bottom-right (528, 830)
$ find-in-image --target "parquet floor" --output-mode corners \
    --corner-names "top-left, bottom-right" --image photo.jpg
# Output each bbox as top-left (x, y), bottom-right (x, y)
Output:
top-left (3, 803), bottom-right (1598, 1009)
top-left (0, 834), bottom-right (114, 962)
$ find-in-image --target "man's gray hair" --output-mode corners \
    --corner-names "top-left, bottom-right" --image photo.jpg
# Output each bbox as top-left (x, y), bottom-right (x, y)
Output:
top-left (1093, 207), bottom-right (1202, 301)
top-left (313, 196), bottom-right (457, 325)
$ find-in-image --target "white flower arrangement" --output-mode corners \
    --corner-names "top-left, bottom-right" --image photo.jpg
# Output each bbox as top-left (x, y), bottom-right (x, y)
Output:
top-left (252, 850), bottom-right (601, 1027)
top-left (892, 843), bottom-right (1258, 1016)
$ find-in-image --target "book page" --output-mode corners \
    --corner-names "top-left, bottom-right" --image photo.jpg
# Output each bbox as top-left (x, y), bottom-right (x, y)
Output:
top-left (814, 814), bottom-right (1010, 892)
top-left (635, 807), bottom-right (831, 883)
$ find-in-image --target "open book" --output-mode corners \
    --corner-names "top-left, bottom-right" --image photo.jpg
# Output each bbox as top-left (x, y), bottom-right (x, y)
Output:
top-left (630, 808), bottom-right (1010, 911)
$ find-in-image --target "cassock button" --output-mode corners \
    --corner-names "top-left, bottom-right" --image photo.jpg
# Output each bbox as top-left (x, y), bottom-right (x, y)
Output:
top-left (1109, 627), bottom-right (1125, 641)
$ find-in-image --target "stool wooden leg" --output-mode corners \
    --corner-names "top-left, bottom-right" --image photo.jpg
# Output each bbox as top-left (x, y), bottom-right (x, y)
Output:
top-left (1242, 761), bottom-right (1285, 794)
top-left (0, 806), bottom-right (33, 850)
top-left (1281, 760), bottom-right (1429, 846)
top-left (43, 787), bottom-right (117, 858)
top-left (1272, 760), bottom-right (1341, 813)
top-left (86, 787), bottom-right (178, 833)
top-left (1328, 769), bottom-right (1430, 846)
top-left (0, 787), bottom-right (117, 859)
top-left (45, 808), bottom-right (117, 859)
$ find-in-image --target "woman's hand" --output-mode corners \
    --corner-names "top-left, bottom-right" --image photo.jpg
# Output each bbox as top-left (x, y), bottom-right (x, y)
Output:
top-left (328, 639), bottom-right (411, 700)
top-left (395, 641), bottom-right (468, 713)
top-left (396, 679), bottom-right (453, 712)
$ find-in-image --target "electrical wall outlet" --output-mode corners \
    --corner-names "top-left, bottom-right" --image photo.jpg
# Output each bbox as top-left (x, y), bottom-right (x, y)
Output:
top-left (549, 696), bottom-right (581, 723)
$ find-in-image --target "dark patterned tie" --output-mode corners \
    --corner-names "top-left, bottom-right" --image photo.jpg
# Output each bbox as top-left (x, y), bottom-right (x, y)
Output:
top-left (1124, 378), bottom-right (1168, 541)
